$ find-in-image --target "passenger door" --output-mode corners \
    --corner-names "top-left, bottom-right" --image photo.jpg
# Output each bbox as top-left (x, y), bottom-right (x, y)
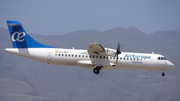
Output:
top-left (47, 52), bottom-right (52, 61)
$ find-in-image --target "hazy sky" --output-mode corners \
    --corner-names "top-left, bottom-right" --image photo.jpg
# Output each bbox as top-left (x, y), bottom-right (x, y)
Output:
top-left (0, 0), bottom-right (180, 35)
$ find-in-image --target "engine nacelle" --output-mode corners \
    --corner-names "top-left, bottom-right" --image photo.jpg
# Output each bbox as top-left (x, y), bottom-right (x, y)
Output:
top-left (104, 48), bottom-right (116, 56)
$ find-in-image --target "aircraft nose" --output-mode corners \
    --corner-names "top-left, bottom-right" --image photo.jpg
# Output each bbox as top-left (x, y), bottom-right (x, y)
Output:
top-left (167, 61), bottom-right (174, 68)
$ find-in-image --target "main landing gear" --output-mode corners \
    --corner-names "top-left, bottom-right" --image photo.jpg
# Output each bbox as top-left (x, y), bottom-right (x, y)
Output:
top-left (162, 72), bottom-right (165, 76)
top-left (93, 66), bottom-right (101, 74)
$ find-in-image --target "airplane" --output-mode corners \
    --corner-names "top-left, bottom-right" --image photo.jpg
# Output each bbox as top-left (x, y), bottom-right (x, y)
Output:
top-left (5, 20), bottom-right (174, 76)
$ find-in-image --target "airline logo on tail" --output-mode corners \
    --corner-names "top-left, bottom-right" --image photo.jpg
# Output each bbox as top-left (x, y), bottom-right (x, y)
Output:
top-left (12, 32), bottom-right (26, 42)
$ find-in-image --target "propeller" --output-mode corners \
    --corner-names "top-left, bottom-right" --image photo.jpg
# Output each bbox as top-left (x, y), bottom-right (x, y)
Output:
top-left (116, 42), bottom-right (121, 64)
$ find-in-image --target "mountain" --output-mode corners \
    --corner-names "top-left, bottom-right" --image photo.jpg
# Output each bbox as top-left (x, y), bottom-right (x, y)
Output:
top-left (0, 52), bottom-right (54, 101)
top-left (0, 27), bottom-right (180, 101)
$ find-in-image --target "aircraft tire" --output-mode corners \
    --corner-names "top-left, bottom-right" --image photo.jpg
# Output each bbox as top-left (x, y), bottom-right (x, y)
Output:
top-left (162, 72), bottom-right (165, 76)
top-left (93, 68), bottom-right (100, 74)
top-left (96, 66), bottom-right (101, 70)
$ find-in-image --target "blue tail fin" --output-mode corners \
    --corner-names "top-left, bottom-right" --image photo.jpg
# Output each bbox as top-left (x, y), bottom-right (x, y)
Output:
top-left (7, 20), bottom-right (53, 48)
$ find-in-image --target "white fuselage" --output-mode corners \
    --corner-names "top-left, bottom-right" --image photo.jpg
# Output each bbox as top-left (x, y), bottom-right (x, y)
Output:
top-left (5, 48), bottom-right (174, 71)
top-left (5, 20), bottom-right (174, 76)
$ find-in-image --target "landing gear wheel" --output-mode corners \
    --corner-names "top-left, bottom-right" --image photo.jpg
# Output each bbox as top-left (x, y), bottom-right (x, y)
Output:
top-left (96, 66), bottom-right (101, 70)
top-left (162, 72), bottom-right (165, 76)
top-left (93, 68), bottom-right (100, 74)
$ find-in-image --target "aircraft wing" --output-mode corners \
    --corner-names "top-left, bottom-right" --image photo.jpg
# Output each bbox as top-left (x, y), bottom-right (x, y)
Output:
top-left (87, 43), bottom-right (105, 55)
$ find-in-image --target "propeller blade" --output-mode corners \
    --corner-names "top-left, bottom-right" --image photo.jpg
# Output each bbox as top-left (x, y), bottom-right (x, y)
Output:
top-left (116, 42), bottom-right (121, 64)
top-left (116, 55), bottom-right (118, 64)
top-left (116, 42), bottom-right (121, 54)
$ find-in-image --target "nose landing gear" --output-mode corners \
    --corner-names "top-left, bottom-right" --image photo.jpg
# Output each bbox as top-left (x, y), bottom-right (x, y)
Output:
top-left (162, 72), bottom-right (165, 76)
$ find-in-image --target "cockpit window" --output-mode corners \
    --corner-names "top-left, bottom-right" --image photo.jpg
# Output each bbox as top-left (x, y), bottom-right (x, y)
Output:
top-left (162, 57), bottom-right (167, 60)
top-left (158, 57), bottom-right (167, 60)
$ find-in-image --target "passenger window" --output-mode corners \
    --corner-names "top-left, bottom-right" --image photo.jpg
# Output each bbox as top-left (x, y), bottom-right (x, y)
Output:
top-left (86, 55), bottom-right (88, 58)
top-left (127, 58), bottom-right (129, 60)
top-left (79, 55), bottom-right (81, 57)
top-left (110, 57), bottom-right (112, 59)
top-left (93, 56), bottom-right (95, 58)
top-left (68, 54), bottom-right (70, 57)
top-left (72, 55), bottom-right (74, 57)
top-left (100, 56), bottom-right (102, 59)
top-left (96, 56), bottom-right (98, 58)
top-left (103, 56), bottom-right (105, 59)
top-left (59, 54), bottom-right (60, 56)
top-left (75, 55), bottom-right (77, 57)
top-left (124, 58), bottom-right (125, 60)
top-left (62, 54), bottom-right (64, 56)
top-left (89, 55), bottom-right (91, 58)
top-left (107, 57), bottom-right (108, 59)
top-left (134, 58), bottom-right (135, 60)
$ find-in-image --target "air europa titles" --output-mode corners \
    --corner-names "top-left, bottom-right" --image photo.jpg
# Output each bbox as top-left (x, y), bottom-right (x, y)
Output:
top-left (124, 54), bottom-right (151, 60)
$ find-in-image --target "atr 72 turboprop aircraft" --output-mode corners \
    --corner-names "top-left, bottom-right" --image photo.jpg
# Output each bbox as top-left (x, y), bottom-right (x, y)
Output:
top-left (5, 20), bottom-right (174, 76)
